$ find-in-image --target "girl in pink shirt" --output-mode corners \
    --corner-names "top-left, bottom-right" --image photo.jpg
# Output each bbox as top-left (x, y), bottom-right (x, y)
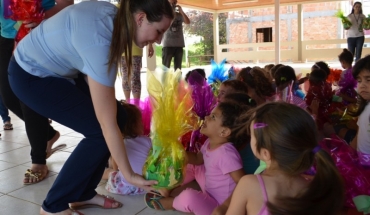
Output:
top-left (226, 102), bottom-right (344, 215)
top-left (145, 102), bottom-right (248, 215)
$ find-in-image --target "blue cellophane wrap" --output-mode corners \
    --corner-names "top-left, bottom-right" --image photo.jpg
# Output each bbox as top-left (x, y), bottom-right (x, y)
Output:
top-left (207, 59), bottom-right (228, 96)
top-left (142, 69), bottom-right (200, 189)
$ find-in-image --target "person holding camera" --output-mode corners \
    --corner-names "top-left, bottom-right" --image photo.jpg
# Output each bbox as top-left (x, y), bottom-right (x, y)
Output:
top-left (162, 0), bottom-right (190, 71)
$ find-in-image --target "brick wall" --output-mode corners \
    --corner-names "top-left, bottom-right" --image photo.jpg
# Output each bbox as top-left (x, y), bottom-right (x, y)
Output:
top-left (227, 1), bottom-right (343, 46)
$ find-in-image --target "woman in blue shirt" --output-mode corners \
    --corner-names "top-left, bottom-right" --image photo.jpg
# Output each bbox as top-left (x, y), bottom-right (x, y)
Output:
top-left (8, 0), bottom-right (174, 214)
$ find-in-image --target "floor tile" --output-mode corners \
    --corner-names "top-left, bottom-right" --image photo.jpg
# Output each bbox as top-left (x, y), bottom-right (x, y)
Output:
top-left (0, 195), bottom-right (41, 214)
top-left (0, 160), bottom-right (19, 171)
top-left (0, 146), bottom-right (31, 164)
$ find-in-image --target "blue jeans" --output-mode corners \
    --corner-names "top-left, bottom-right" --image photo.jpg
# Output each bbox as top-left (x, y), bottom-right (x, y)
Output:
top-left (0, 95), bottom-right (10, 123)
top-left (347, 36), bottom-right (365, 62)
top-left (8, 57), bottom-right (127, 213)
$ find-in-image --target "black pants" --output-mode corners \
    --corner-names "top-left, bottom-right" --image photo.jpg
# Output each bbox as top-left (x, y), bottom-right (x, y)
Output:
top-left (0, 35), bottom-right (56, 164)
top-left (347, 36), bottom-right (364, 62)
top-left (162, 47), bottom-right (184, 70)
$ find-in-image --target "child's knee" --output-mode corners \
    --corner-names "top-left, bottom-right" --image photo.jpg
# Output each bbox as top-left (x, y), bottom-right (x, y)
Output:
top-left (173, 189), bottom-right (201, 209)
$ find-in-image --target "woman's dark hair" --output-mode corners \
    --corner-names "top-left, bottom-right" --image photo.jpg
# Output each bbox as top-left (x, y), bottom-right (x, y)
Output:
top-left (270, 64), bottom-right (284, 79)
top-left (274, 66), bottom-right (297, 87)
top-left (350, 2), bottom-right (363, 14)
top-left (312, 61), bottom-right (330, 78)
top-left (108, 0), bottom-right (174, 75)
top-left (338, 48), bottom-right (354, 65)
top-left (309, 68), bottom-right (327, 85)
top-left (237, 67), bottom-right (274, 98)
top-left (221, 80), bottom-right (248, 94)
top-left (217, 102), bottom-right (250, 149)
top-left (351, 55), bottom-right (370, 117)
top-left (239, 102), bottom-right (344, 215)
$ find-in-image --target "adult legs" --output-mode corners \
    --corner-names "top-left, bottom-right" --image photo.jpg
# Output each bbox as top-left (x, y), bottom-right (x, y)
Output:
top-left (131, 56), bottom-right (142, 100)
top-left (0, 36), bottom-right (58, 173)
top-left (347, 37), bottom-right (356, 59)
top-left (9, 59), bottom-right (126, 213)
top-left (355, 36), bottom-right (365, 62)
top-left (121, 57), bottom-right (131, 100)
top-left (173, 47), bottom-right (184, 71)
top-left (162, 47), bottom-right (175, 69)
top-left (0, 95), bottom-right (10, 124)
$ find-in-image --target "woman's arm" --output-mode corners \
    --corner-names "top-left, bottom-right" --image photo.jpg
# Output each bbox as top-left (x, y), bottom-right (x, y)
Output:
top-left (87, 76), bottom-right (156, 190)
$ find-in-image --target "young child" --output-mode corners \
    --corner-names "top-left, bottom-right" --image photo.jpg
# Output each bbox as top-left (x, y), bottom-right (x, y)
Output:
top-left (145, 102), bottom-right (247, 215)
top-left (237, 67), bottom-right (274, 106)
top-left (226, 102), bottom-right (345, 215)
top-left (185, 68), bottom-right (207, 83)
top-left (217, 79), bottom-right (248, 103)
top-left (102, 102), bottom-right (152, 195)
top-left (350, 55), bottom-right (370, 166)
top-left (337, 48), bottom-right (357, 105)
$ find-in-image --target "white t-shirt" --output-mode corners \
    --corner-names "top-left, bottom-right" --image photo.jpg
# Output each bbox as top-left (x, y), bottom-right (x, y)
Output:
top-left (347, 13), bottom-right (366, 38)
top-left (14, 1), bottom-right (118, 87)
top-left (357, 103), bottom-right (370, 154)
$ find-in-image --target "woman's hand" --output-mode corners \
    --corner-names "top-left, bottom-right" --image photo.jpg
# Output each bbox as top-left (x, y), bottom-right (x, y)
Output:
top-left (128, 173), bottom-right (158, 192)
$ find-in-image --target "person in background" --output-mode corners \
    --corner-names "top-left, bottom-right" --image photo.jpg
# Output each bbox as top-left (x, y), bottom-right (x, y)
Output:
top-left (161, 0), bottom-right (190, 71)
top-left (346, 1), bottom-right (366, 62)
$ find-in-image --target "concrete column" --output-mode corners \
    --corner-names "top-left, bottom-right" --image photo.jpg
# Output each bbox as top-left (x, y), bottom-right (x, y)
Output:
top-left (145, 45), bottom-right (156, 71)
top-left (274, 0), bottom-right (280, 64)
top-left (297, 4), bottom-right (303, 62)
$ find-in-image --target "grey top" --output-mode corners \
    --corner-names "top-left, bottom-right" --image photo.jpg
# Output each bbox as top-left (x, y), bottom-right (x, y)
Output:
top-left (162, 12), bottom-right (185, 47)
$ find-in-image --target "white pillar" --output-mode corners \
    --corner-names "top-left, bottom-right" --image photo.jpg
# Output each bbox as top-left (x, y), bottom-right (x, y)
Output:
top-left (274, 0), bottom-right (280, 64)
top-left (297, 4), bottom-right (303, 62)
top-left (213, 12), bottom-right (220, 62)
top-left (145, 45), bottom-right (156, 71)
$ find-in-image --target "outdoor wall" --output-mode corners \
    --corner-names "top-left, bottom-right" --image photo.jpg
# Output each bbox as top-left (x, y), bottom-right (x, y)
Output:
top-left (226, 1), bottom-right (345, 56)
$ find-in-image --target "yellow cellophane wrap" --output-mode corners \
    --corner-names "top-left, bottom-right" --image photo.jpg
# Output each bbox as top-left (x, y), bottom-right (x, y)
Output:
top-left (143, 69), bottom-right (200, 189)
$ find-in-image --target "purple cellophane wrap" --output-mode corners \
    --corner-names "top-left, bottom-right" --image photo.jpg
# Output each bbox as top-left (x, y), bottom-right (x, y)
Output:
top-left (337, 68), bottom-right (357, 106)
top-left (186, 71), bottom-right (216, 152)
top-left (320, 135), bottom-right (370, 208)
top-left (3, 0), bottom-right (12, 18)
top-left (128, 98), bottom-right (152, 136)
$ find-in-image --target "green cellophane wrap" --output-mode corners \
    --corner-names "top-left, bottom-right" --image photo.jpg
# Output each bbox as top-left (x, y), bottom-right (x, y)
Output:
top-left (143, 69), bottom-right (200, 189)
top-left (363, 15), bottom-right (370, 30)
top-left (335, 10), bottom-right (352, 29)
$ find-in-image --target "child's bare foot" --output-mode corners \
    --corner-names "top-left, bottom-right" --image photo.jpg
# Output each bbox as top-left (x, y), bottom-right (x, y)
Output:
top-left (40, 207), bottom-right (83, 215)
top-left (69, 194), bottom-right (122, 210)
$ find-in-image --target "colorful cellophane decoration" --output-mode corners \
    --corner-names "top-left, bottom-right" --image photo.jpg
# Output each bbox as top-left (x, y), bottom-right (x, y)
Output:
top-left (363, 15), bottom-right (370, 30)
top-left (142, 69), bottom-right (200, 189)
top-left (127, 98), bottom-right (152, 136)
top-left (184, 71), bottom-right (216, 152)
top-left (327, 68), bottom-right (342, 84)
top-left (6, 0), bottom-right (44, 42)
top-left (207, 59), bottom-right (228, 96)
top-left (335, 10), bottom-right (352, 29)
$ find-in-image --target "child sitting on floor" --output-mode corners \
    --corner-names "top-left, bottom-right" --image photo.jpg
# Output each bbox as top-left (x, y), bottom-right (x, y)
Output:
top-left (226, 102), bottom-right (344, 215)
top-left (102, 102), bottom-right (151, 195)
top-left (145, 102), bottom-right (248, 215)
top-left (217, 79), bottom-right (248, 103)
top-left (337, 48), bottom-right (357, 105)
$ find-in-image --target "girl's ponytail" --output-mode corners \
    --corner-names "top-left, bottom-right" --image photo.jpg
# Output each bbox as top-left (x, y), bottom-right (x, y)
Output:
top-left (267, 149), bottom-right (344, 215)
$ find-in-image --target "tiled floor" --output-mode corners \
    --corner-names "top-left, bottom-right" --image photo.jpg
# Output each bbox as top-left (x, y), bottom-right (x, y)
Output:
top-left (0, 62), bottom-right (342, 215)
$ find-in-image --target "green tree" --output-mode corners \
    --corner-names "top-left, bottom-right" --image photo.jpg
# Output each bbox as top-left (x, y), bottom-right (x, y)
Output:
top-left (184, 11), bottom-right (227, 56)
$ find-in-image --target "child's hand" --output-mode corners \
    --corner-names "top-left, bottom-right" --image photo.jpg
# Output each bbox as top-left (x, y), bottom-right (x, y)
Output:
top-left (23, 20), bottom-right (39, 29)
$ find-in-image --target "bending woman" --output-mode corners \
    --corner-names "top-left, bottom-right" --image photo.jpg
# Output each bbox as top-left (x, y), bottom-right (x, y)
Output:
top-left (8, 0), bottom-right (174, 214)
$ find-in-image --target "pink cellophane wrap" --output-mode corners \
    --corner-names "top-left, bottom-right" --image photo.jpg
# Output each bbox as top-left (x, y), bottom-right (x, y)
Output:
top-left (128, 98), bottom-right (152, 136)
top-left (8, 0), bottom-right (44, 42)
top-left (320, 135), bottom-right (370, 208)
top-left (183, 71), bottom-right (216, 152)
top-left (336, 68), bottom-right (358, 106)
top-left (275, 81), bottom-right (307, 109)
